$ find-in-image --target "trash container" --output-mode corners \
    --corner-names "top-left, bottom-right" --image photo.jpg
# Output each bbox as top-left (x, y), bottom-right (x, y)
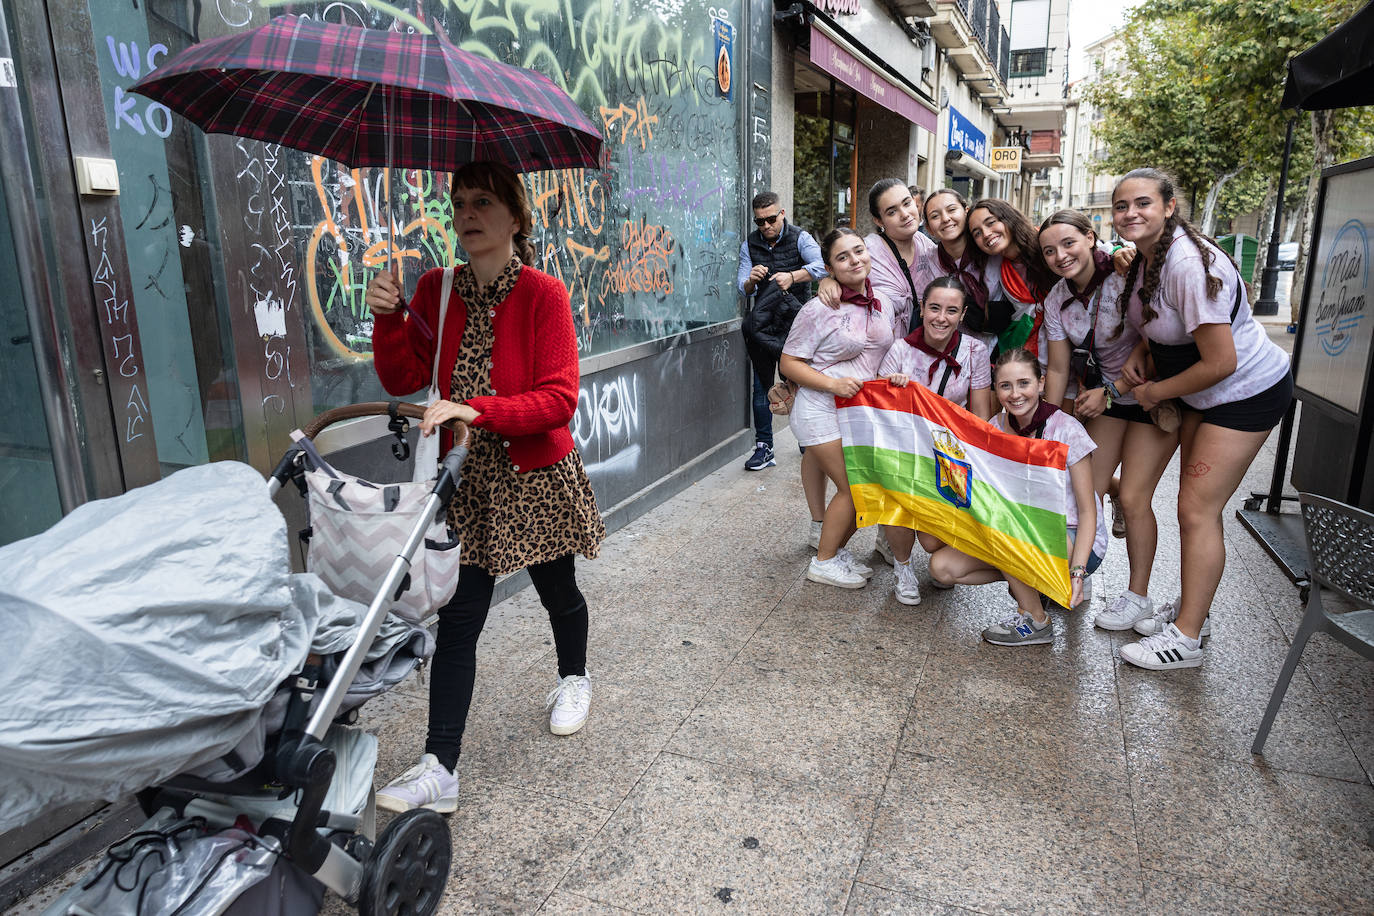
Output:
top-left (1217, 233), bottom-right (1260, 283)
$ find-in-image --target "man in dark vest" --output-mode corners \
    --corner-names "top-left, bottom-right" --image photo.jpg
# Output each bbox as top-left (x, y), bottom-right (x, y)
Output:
top-left (736, 191), bottom-right (825, 470)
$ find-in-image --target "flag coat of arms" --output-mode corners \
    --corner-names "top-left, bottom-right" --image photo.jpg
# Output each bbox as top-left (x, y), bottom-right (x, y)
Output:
top-left (836, 380), bottom-right (1072, 607)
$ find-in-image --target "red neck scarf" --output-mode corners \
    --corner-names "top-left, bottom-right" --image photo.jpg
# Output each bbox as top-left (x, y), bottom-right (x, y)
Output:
top-left (841, 279), bottom-right (881, 312)
top-left (904, 326), bottom-right (962, 384)
top-left (1000, 258), bottom-right (1041, 304)
top-left (1006, 400), bottom-right (1060, 438)
top-left (1067, 248), bottom-right (1112, 310)
top-left (937, 245), bottom-right (988, 310)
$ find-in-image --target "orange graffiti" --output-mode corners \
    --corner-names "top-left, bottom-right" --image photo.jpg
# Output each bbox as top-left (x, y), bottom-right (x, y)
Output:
top-left (523, 168), bottom-right (608, 237)
top-left (598, 97), bottom-right (659, 150)
top-left (600, 218), bottom-right (675, 303)
top-left (305, 157), bottom-right (456, 361)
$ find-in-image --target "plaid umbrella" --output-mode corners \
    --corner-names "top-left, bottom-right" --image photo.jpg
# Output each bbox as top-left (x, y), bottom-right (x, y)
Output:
top-left (129, 14), bottom-right (603, 172)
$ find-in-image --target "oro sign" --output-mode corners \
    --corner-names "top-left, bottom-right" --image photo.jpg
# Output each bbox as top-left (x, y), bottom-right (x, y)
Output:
top-left (991, 147), bottom-right (1022, 172)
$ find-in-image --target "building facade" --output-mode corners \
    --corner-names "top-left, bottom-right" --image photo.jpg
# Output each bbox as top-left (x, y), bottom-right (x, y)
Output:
top-left (993, 0), bottom-right (1071, 223)
top-left (1066, 28), bottom-right (1127, 235)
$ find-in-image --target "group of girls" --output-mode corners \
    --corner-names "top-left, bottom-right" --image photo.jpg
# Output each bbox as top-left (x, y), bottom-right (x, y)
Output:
top-left (779, 169), bottom-right (1292, 669)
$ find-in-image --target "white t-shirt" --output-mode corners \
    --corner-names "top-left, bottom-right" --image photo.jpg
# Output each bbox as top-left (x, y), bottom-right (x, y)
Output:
top-left (865, 231), bottom-right (939, 338)
top-left (784, 296), bottom-right (896, 415)
top-left (878, 334), bottom-right (991, 410)
top-left (990, 408), bottom-right (1109, 563)
top-left (1044, 271), bottom-right (1140, 405)
top-left (1125, 227), bottom-right (1290, 409)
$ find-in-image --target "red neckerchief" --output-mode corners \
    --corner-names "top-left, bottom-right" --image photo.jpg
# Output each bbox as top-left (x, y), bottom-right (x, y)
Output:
top-left (904, 326), bottom-right (962, 385)
top-left (1068, 248), bottom-right (1112, 310)
top-left (936, 245), bottom-right (988, 310)
top-left (1007, 400), bottom-right (1060, 438)
top-left (841, 279), bottom-right (881, 312)
top-left (1000, 258), bottom-right (1041, 304)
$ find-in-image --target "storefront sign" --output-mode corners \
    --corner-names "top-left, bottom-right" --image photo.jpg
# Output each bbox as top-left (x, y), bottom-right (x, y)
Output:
top-left (948, 106), bottom-right (987, 163)
top-left (1297, 163), bottom-right (1374, 415)
top-left (809, 27), bottom-right (937, 132)
top-left (991, 146), bottom-right (1022, 172)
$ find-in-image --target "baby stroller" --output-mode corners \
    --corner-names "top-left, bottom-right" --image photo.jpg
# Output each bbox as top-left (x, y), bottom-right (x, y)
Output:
top-left (0, 403), bottom-right (464, 916)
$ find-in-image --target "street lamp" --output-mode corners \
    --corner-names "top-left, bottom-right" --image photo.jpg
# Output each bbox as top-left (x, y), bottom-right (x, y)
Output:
top-left (1253, 117), bottom-right (1296, 317)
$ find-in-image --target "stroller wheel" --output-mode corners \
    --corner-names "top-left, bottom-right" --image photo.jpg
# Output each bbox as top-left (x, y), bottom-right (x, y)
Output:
top-left (358, 809), bottom-right (451, 916)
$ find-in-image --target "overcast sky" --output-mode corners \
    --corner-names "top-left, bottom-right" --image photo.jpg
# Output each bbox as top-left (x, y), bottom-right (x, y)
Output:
top-left (1067, 0), bottom-right (1144, 81)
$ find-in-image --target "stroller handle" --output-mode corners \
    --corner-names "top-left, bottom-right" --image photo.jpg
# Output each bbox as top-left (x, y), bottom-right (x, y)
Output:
top-left (297, 400), bottom-right (466, 441)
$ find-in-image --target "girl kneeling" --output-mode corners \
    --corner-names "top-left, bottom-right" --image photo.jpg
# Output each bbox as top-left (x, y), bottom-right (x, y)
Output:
top-left (929, 348), bottom-right (1107, 646)
top-left (879, 277), bottom-right (993, 605)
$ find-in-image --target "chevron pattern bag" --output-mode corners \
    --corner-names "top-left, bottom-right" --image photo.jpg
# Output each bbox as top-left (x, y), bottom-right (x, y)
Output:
top-left (299, 441), bottom-right (461, 624)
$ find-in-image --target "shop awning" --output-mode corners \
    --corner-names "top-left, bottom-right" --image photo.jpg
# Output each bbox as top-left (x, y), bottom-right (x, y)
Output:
top-left (1281, 0), bottom-right (1374, 110)
top-left (945, 150), bottom-right (1001, 182)
top-left (809, 24), bottom-right (938, 133)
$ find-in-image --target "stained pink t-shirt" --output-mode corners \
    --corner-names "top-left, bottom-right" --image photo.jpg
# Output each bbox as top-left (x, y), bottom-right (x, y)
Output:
top-left (878, 334), bottom-right (991, 410)
top-left (784, 296), bottom-right (896, 415)
top-left (1125, 227), bottom-right (1290, 409)
top-left (865, 231), bottom-right (939, 338)
top-left (990, 408), bottom-right (1109, 561)
top-left (1044, 272), bottom-right (1139, 404)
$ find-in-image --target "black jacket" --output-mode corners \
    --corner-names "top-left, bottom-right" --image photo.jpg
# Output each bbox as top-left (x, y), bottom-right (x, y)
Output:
top-left (741, 221), bottom-right (812, 361)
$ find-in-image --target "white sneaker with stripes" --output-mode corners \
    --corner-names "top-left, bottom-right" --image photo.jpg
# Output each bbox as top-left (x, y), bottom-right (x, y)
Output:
top-left (1120, 623), bottom-right (1205, 670)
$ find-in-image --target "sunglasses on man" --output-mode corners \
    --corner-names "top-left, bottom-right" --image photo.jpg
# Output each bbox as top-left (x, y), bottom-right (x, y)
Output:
top-left (754, 213), bottom-right (781, 227)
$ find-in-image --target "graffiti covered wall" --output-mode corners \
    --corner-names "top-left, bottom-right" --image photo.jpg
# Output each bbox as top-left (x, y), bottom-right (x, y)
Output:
top-left (91, 0), bottom-right (746, 478)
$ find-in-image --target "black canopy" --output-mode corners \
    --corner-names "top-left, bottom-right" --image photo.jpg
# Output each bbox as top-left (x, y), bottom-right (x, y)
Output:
top-left (1282, 0), bottom-right (1374, 110)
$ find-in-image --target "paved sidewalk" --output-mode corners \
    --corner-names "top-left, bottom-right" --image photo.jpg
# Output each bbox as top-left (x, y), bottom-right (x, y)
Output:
top-left (333, 419), bottom-right (1371, 914)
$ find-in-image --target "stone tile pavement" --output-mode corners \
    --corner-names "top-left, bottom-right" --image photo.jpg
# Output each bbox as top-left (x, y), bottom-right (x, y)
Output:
top-left (331, 416), bottom-right (1372, 915)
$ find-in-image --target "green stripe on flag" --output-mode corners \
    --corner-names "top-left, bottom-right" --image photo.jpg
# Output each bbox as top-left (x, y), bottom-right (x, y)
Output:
top-left (843, 444), bottom-right (1068, 560)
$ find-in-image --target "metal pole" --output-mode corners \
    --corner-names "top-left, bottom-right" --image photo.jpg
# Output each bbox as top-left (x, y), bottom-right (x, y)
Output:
top-left (0, 10), bottom-right (87, 512)
top-left (1254, 117), bottom-right (1296, 317)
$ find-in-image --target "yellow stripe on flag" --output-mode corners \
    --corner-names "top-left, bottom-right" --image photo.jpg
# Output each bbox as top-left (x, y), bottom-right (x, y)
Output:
top-left (851, 481), bottom-right (1071, 607)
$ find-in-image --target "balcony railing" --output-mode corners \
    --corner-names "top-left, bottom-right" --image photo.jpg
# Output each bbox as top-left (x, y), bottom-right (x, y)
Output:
top-left (1087, 191), bottom-right (1113, 207)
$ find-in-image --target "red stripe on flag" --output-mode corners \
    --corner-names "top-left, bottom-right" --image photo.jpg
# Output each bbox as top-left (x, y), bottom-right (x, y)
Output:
top-left (839, 380), bottom-right (1068, 469)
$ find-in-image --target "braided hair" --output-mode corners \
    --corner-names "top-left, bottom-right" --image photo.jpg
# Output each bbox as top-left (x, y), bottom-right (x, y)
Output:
top-left (1113, 168), bottom-right (1236, 326)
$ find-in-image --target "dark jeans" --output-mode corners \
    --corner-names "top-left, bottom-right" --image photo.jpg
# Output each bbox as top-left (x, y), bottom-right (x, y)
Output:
top-left (425, 554), bottom-right (588, 770)
top-left (745, 338), bottom-right (775, 449)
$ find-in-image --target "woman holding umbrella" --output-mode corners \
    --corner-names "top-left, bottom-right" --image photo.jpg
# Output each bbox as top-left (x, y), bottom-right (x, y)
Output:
top-left (366, 161), bottom-right (606, 813)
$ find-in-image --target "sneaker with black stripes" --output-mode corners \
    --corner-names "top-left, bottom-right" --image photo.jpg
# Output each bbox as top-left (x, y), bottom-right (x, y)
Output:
top-left (1120, 623), bottom-right (1204, 670)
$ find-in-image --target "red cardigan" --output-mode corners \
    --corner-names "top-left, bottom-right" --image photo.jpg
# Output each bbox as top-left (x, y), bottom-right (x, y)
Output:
top-left (372, 265), bottom-right (579, 472)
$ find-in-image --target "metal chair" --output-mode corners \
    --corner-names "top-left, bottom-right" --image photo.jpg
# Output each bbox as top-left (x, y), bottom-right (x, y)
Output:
top-left (1252, 493), bottom-right (1374, 756)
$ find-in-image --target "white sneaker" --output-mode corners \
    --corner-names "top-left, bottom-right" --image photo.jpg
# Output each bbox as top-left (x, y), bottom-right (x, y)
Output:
top-left (893, 559), bottom-right (922, 606)
top-left (807, 555), bottom-right (867, 589)
top-left (547, 674), bottom-right (591, 736)
top-left (808, 520), bottom-right (822, 549)
top-left (1095, 591), bottom-right (1154, 631)
top-left (836, 547), bottom-right (873, 578)
top-left (873, 530), bottom-right (896, 567)
top-left (1120, 623), bottom-right (1205, 670)
top-left (376, 753), bottom-right (459, 814)
top-left (1132, 598), bottom-right (1212, 638)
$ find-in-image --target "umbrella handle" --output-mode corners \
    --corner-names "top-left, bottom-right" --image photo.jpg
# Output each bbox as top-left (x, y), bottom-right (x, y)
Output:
top-left (379, 83), bottom-right (432, 340)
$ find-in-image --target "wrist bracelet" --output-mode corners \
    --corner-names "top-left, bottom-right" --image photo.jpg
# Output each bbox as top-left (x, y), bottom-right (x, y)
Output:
top-left (1104, 380), bottom-right (1121, 400)
top-left (1069, 565), bottom-right (1087, 578)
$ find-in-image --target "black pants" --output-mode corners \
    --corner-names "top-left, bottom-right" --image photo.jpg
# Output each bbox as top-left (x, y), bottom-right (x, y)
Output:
top-left (425, 554), bottom-right (588, 770)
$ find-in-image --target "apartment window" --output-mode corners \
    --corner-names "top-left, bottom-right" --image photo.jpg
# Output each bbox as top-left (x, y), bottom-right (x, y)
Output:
top-left (1011, 48), bottom-right (1047, 77)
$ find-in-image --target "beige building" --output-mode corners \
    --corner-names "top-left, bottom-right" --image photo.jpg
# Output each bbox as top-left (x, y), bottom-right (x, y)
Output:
top-left (994, 0), bottom-right (1072, 221)
top-left (1065, 29), bottom-right (1127, 236)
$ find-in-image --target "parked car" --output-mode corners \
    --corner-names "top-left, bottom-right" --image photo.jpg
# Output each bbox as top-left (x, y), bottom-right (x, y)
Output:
top-left (1277, 241), bottom-right (1299, 271)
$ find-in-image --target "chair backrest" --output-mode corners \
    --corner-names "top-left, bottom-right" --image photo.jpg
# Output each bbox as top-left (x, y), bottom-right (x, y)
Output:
top-left (1299, 492), bottom-right (1374, 606)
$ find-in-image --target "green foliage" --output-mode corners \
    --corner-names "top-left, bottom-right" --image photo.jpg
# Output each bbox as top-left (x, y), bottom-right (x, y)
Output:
top-left (1084, 0), bottom-right (1370, 225)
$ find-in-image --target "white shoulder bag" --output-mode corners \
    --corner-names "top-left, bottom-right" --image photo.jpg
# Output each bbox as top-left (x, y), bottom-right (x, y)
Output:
top-left (412, 267), bottom-right (455, 483)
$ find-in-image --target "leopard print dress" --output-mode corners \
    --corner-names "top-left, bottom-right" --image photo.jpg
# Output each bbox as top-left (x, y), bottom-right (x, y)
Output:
top-left (446, 257), bottom-right (605, 576)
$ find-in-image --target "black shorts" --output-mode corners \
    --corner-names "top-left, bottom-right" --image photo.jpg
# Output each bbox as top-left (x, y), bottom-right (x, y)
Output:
top-left (1102, 400), bottom-right (1152, 425)
top-left (1185, 371), bottom-right (1293, 432)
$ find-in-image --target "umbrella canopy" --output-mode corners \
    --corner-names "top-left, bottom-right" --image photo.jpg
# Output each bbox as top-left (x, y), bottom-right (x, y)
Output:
top-left (1281, 0), bottom-right (1374, 111)
top-left (130, 14), bottom-right (603, 172)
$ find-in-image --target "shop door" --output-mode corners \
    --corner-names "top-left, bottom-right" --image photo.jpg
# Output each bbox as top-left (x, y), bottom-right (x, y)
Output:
top-left (0, 179), bottom-right (63, 545)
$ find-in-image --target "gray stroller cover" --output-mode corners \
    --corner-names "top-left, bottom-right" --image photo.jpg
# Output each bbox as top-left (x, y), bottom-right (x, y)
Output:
top-left (0, 461), bottom-right (428, 833)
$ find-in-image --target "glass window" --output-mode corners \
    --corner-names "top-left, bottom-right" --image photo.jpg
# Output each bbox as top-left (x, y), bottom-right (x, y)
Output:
top-left (84, 4), bottom-right (747, 472)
